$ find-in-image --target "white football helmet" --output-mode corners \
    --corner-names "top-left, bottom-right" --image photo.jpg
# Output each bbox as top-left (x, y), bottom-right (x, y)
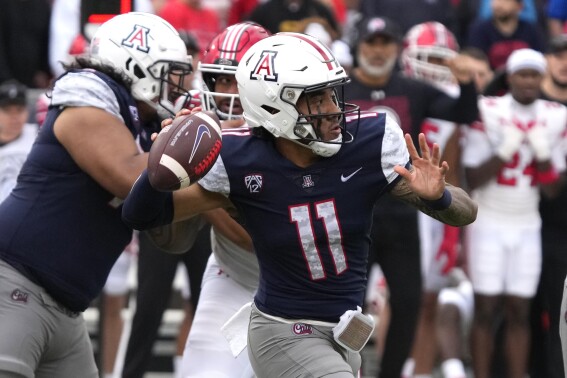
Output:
top-left (89, 12), bottom-right (193, 118)
top-left (235, 32), bottom-right (360, 157)
top-left (401, 22), bottom-right (459, 85)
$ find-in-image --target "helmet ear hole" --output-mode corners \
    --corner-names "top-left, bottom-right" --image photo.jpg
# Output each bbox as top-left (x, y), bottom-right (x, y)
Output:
top-left (261, 105), bottom-right (280, 115)
top-left (133, 65), bottom-right (146, 79)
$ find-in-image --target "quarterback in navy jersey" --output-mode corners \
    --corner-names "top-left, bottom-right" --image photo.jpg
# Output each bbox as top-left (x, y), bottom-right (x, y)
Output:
top-left (123, 33), bottom-right (477, 377)
top-left (0, 13), bottom-right (193, 378)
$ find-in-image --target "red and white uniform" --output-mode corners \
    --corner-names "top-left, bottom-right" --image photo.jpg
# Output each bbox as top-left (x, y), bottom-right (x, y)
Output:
top-left (463, 94), bottom-right (567, 296)
top-left (181, 229), bottom-right (258, 378)
top-left (419, 84), bottom-right (461, 292)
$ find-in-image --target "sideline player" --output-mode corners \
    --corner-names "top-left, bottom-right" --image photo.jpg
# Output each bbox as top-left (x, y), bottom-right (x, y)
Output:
top-left (463, 48), bottom-right (567, 378)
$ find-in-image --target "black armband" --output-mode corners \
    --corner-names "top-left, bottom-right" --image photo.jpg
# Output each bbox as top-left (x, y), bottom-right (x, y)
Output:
top-left (122, 170), bottom-right (174, 230)
top-left (420, 189), bottom-right (452, 210)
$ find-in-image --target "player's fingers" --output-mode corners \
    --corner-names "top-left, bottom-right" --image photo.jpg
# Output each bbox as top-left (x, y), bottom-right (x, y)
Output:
top-left (440, 161), bottom-right (450, 176)
top-left (431, 143), bottom-right (441, 166)
top-left (404, 133), bottom-right (419, 160)
top-left (151, 132), bottom-right (159, 142)
top-left (175, 108), bottom-right (193, 117)
top-left (394, 165), bottom-right (411, 180)
top-left (161, 117), bottom-right (173, 129)
top-left (419, 133), bottom-right (430, 160)
top-left (190, 106), bottom-right (202, 114)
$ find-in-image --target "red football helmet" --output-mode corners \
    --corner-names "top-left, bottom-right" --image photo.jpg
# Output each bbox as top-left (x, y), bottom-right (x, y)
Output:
top-left (199, 22), bottom-right (271, 120)
top-left (401, 22), bottom-right (459, 85)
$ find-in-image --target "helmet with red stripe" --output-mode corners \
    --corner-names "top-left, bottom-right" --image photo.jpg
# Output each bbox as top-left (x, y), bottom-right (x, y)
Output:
top-left (401, 22), bottom-right (459, 85)
top-left (199, 22), bottom-right (270, 120)
top-left (235, 33), bottom-right (360, 157)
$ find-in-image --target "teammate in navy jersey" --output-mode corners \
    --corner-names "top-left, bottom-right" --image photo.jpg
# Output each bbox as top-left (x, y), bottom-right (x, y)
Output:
top-left (123, 32), bottom-right (477, 377)
top-left (0, 13), bottom-right (193, 378)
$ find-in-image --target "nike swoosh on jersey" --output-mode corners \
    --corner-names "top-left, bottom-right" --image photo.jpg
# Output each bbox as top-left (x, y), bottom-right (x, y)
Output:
top-left (341, 167), bottom-right (363, 182)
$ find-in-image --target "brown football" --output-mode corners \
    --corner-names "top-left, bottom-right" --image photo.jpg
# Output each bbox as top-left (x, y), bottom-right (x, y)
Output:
top-left (148, 111), bottom-right (222, 191)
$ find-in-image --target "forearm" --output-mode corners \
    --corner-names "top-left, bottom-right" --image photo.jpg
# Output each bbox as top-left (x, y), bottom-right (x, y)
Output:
top-left (453, 82), bottom-right (479, 124)
top-left (122, 170), bottom-right (174, 230)
top-left (391, 181), bottom-right (477, 227)
top-left (203, 209), bottom-right (254, 252)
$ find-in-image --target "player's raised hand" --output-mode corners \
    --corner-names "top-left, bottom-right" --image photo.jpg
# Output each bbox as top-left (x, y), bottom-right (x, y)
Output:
top-left (394, 133), bottom-right (448, 200)
top-left (445, 54), bottom-right (474, 85)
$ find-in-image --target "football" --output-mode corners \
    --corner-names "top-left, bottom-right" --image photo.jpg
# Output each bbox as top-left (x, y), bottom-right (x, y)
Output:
top-left (148, 111), bottom-right (222, 191)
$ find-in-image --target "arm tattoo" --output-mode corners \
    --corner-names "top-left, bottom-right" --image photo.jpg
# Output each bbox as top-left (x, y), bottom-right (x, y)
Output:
top-left (390, 180), bottom-right (478, 227)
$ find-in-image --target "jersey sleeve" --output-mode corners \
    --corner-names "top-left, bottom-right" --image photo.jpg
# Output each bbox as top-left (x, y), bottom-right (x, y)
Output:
top-left (461, 122), bottom-right (493, 168)
top-left (198, 155), bottom-right (230, 196)
top-left (381, 115), bottom-right (410, 184)
top-left (51, 71), bottom-right (123, 122)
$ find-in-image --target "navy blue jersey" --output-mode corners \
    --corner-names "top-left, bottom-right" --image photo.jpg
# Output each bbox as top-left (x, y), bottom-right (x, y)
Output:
top-left (199, 112), bottom-right (410, 322)
top-left (0, 70), bottom-right (140, 312)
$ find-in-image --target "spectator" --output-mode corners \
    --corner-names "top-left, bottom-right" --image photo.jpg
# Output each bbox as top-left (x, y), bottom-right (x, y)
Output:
top-left (227, 0), bottom-right (259, 25)
top-left (0, 13), bottom-right (193, 377)
top-left (454, 0), bottom-right (545, 45)
top-left (547, 0), bottom-right (567, 38)
top-left (123, 32), bottom-right (477, 378)
top-left (462, 48), bottom-right (567, 378)
top-left (358, 0), bottom-right (458, 37)
top-left (466, 0), bottom-right (545, 70)
top-left (158, 0), bottom-right (221, 56)
top-left (0, 80), bottom-right (38, 201)
top-left (344, 16), bottom-right (479, 377)
top-left (49, 0), bottom-right (155, 78)
top-left (0, 0), bottom-right (52, 88)
top-left (460, 47), bottom-right (495, 93)
top-left (247, 0), bottom-right (340, 39)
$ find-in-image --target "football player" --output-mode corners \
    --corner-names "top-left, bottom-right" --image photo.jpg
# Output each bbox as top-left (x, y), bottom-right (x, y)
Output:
top-left (344, 16), bottom-right (479, 377)
top-left (400, 21), bottom-right (470, 378)
top-left (463, 48), bottom-right (567, 378)
top-left (0, 13), bottom-right (193, 378)
top-left (180, 22), bottom-right (270, 378)
top-left (123, 32), bottom-right (477, 378)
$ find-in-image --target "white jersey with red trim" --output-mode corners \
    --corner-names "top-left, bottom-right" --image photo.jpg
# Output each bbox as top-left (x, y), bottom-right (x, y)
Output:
top-left (462, 94), bottom-right (567, 225)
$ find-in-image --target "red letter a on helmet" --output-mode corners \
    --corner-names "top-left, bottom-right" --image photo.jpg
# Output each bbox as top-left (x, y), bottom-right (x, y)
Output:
top-left (122, 25), bottom-right (150, 53)
top-left (250, 51), bottom-right (278, 82)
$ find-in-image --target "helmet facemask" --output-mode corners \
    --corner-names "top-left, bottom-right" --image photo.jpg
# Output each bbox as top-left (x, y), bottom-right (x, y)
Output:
top-left (283, 81), bottom-right (360, 157)
top-left (136, 58), bottom-right (193, 119)
top-left (201, 70), bottom-right (242, 121)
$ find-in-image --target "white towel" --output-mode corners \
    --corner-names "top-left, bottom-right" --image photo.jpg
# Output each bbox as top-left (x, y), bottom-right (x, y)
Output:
top-left (220, 302), bottom-right (252, 357)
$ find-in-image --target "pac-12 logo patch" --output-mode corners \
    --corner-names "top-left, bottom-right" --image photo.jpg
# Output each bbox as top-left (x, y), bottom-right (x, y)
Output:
top-left (249, 51), bottom-right (278, 82)
top-left (245, 174), bottom-right (263, 193)
top-left (292, 323), bottom-right (313, 335)
top-left (122, 24), bottom-right (150, 53)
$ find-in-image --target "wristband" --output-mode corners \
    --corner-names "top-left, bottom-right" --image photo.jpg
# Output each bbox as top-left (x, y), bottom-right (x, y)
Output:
top-left (420, 189), bottom-right (452, 211)
top-left (537, 167), bottom-right (559, 184)
top-left (122, 170), bottom-right (174, 230)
